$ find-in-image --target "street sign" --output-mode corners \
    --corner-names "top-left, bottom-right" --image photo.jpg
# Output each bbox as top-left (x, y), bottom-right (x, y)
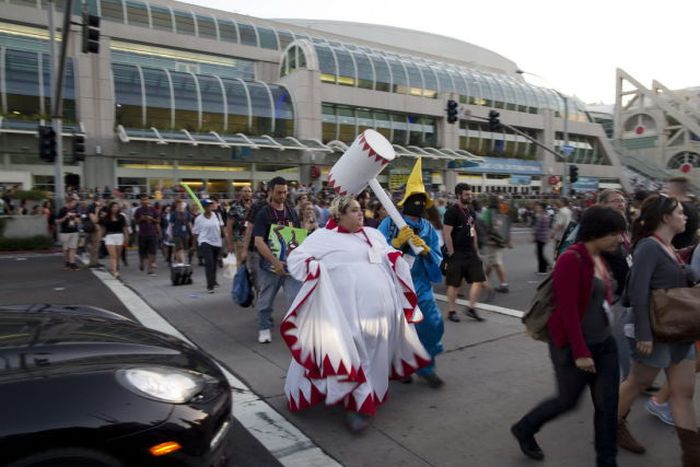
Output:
top-left (561, 144), bottom-right (574, 156)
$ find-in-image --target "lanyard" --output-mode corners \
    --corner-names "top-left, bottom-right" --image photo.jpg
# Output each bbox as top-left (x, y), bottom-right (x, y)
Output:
top-left (652, 234), bottom-right (684, 264)
top-left (272, 206), bottom-right (287, 226)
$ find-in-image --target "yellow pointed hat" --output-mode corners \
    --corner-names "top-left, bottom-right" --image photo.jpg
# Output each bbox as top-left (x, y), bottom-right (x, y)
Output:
top-left (398, 158), bottom-right (433, 208)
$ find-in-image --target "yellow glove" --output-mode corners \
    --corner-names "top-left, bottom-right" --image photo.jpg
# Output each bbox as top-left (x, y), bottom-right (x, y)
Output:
top-left (408, 234), bottom-right (431, 255)
top-left (391, 226), bottom-right (413, 249)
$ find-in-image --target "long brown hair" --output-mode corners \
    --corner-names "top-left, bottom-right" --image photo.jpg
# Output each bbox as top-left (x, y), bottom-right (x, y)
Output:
top-left (631, 194), bottom-right (679, 247)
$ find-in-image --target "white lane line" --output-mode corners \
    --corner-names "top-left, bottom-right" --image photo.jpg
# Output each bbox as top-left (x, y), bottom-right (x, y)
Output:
top-left (433, 293), bottom-right (524, 318)
top-left (88, 268), bottom-right (340, 467)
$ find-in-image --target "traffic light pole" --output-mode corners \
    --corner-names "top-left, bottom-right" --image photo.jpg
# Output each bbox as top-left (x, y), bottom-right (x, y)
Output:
top-left (48, 0), bottom-right (73, 210)
top-left (559, 93), bottom-right (570, 197)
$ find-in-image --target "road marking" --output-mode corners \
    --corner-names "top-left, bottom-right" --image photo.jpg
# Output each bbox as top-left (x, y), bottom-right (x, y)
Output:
top-left (433, 293), bottom-right (524, 318)
top-left (87, 268), bottom-right (340, 467)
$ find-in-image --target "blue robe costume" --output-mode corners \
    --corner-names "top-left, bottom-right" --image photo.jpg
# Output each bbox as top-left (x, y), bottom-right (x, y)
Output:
top-left (378, 216), bottom-right (444, 376)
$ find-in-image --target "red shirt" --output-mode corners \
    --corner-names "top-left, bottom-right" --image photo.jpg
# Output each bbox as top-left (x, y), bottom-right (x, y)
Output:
top-left (546, 242), bottom-right (612, 359)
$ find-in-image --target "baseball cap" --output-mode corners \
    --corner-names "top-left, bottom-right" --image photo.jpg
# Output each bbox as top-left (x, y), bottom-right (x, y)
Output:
top-left (200, 199), bottom-right (213, 206)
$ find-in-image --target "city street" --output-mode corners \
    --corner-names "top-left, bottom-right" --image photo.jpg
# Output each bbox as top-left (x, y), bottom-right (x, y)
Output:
top-left (2, 232), bottom-right (698, 466)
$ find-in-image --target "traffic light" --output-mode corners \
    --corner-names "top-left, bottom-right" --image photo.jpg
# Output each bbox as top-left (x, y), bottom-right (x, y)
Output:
top-left (72, 133), bottom-right (86, 163)
top-left (38, 125), bottom-right (57, 163)
top-left (569, 165), bottom-right (579, 184)
top-left (82, 11), bottom-right (100, 54)
top-left (488, 110), bottom-right (501, 131)
top-left (446, 99), bottom-right (459, 124)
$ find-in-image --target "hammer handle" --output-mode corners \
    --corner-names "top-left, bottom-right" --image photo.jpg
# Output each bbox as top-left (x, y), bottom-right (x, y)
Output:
top-left (368, 178), bottom-right (424, 255)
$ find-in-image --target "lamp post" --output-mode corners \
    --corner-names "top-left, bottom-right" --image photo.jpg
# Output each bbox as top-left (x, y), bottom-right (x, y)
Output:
top-left (516, 70), bottom-right (570, 196)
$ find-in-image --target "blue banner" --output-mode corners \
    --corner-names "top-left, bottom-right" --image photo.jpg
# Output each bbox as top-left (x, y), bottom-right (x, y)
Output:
top-left (449, 157), bottom-right (542, 175)
top-left (572, 176), bottom-right (599, 192)
top-left (510, 175), bottom-right (532, 185)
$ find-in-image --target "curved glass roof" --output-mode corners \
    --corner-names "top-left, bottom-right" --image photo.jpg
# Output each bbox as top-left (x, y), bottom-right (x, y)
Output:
top-left (113, 62), bottom-right (294, 137)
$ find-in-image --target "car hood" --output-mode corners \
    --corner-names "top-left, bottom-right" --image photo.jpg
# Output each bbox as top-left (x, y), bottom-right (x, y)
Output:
top-left (0, 305), bottom-right (218, 379)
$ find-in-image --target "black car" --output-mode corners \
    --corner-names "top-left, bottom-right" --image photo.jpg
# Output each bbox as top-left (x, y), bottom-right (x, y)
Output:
top-left (0, 304), bottom-right (233, 467)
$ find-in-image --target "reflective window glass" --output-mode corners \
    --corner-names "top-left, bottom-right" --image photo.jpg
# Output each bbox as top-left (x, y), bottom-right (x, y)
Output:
top-left (321, 103), bottom-right (337, 142)
top-left (197, 75), bottom-right (225, 131)
top-left (448, 69), bottom-right (468, 101)
top-left (463, 70), bottom-right (483, 105)
top-left (149, 5), bottom-right (173, 32)
top-left (217, 18), bottom-right (238, 43)
top-left (391, 113), bottom-right (408, 145)
top-left (384, 56), bottom-right (407, 94)
top-left (373, 110), bottom-right (391, 141)
top-left (352, 50), bottom-right (373, 90)
top-left (112, 63), bottom-right (144, 127)
top-left (370, 55), bottom-right (391, 92)
top-left (356, 107), bottom-right (373, 134)
top-left (38, 52), bottom-right (74, 119)
top-left (402, 60), bottom-right (423, 97)
top-left (173, 10), bottom-right (195, 36)
top-left (5, 49), bottom-right (41, 117)
top-left (170, 71), bottom-right (199, 130)
top-left (407, 114), bottom-right (424, 146)
top-left (10, 0), bottom-right (39, 8)
top-left (487, 74), bottom-right (506, 109)
top-left (420, 65), bottom-right (438, 98)
top-left (222, 78), bottom-right (249, 133)
top-left (237, 21), bottom-right (258, 46)
top-left (270, 86), bottom-right (294, 137)
top-left (100, 0), bottom-right (125, 23)
top-left (433, 66), bottom-right (454, 94)
top-left (333, 47), bottom-right (355, 86)
top-left (276, 30), bottom-right (294, 50)
top-left (337, 105), bottom-right (355, 142)
top-left (196, 15), bottom-right (217, 39)
top-left (473, 71), bottom-right (493, 106)
top-left (257, 26), bottom-right (278, 50)
top-left (142, 67), bottom-right (172, 128)
top-left (125, 0), bottom-right (149, 27)
top-left (423, 117), bottom-right (437, 147)
top-left (247, 82), bottom-right (272, 134)
top-left (315, 44), bottom-right (337, 83)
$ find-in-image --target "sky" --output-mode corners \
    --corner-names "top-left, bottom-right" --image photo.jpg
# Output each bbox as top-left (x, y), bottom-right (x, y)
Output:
top-left (183, 0), bottom-right (699, 105)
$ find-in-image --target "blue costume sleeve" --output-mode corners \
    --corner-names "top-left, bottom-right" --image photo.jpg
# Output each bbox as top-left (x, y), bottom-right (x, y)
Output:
top-left (420, 222), bottom-right (443, 283)
top-left (377, 217), bottom-right (395, 244)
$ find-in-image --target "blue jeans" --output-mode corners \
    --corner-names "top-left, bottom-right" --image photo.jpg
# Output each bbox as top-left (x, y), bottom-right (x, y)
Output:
top-left (256, 267), bottom-right (302, 331)
top-left (517, 336), bottom-right (619, 467)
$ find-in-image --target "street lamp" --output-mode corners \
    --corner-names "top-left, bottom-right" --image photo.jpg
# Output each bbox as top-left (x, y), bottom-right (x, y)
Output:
top-left (516, 70), bottom-right (571, 196)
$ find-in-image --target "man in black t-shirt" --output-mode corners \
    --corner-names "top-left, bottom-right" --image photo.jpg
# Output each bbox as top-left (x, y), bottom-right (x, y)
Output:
top-left (443, 183), bottom-right (486, 323)
top-left (252, 177), bottom-right (302, 344)
top-left (56, 197), bottom-right (81, 270)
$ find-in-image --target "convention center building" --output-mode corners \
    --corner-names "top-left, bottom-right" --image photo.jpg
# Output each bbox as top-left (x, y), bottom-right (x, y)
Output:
top-left (0, 0), bottom-right (625, 196)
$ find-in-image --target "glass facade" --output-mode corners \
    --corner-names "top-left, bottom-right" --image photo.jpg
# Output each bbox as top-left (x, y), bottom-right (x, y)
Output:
top-left (459, 121), bottom-right (537, 160)
top-left (113, 62), bottom-right (293, 136)
top-left (322, 103), bottom-right (438, 147)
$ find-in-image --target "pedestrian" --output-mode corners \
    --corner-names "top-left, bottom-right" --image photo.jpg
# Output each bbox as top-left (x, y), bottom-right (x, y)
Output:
top-left (481, 195), bottom-right (512, 293)
top-left (378, 160), bottom-right (445, 388)
top-left (225, 185), bottom-right (253, 264)
top-left (56, 197), bottom-right (81, 270)
top-left (252, 177), bottom-right (302, 343)
top-left (299, 201), bottom-right (319, 234)
top-left (99, 201), bottom-right (129, 279)
top-left (442, 183), bottom-right (486, 322)
top-left (551, 198), bottom-right (573, 257)
top-left (533, 202), bottom-right (550, 275)
top-left (134, 194), bottom-right (160, 276)
top-left (170, 200), bottom-right (193, 264)
top-left (511, 206), bottom-right (627, 466)
top-left (667, 177), bottom-right (699, 249)
top-left (616, 194), bottom-right (699, 464)
top-left (192, 199), bottom-right (224, 293)
top-left (281, 196), bottom-right (430, 433)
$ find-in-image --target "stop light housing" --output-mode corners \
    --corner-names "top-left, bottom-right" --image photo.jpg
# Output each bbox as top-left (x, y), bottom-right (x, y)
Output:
top-left (446, 99), bottom-right (458, 124)
top-left (72, 133), bottom-right (86, 162)
top-left (488, 110), bottom-right (501, 131)
top-left (569, 165), bottom-right (579, 184)
top-left (38, 125), bottom-right (57, 163)
top-left (82, 12), bottom-right (100, 54)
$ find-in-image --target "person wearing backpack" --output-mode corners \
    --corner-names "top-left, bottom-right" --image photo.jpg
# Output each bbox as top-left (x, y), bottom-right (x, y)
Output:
top-left (511, 206), bottom-right (627, 467)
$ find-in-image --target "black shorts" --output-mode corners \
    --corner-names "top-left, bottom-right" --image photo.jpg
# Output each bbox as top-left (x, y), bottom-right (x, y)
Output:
top-left (138, 236), bottom-right (158, 256)
top-left (445, 255), bottom-right (486, 287)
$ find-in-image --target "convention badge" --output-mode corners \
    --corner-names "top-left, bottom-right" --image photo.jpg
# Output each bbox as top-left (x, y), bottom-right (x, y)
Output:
top-left (368, 245), bottom-right (382, 264)
top-left (603, 300), bottom-right (614, 324)
top-left (470, 227), bottom-right (476, 237)
top-left (181, 225), bottom-right (187, 232)
top-left (625, 254), bottom-right (633, 268)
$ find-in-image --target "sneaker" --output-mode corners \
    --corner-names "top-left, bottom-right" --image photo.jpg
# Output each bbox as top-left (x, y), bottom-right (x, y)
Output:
top-left (207, 287), bottom-right (215, 294)
top-left (537, 272), bottom-right (548, 276)
top-left (617, 418), bottom-right (646, 454)
top-left (495, 284), bottom-right (509, 293)
top-left (447, 311), bottom-right (461, 322)
top-left (511, 422), bottom-right (544, 461)
top-left (465, 308), bottom-right (485, 322)
top-left (645, 398), bottom-right (675, 426)
top-left (148, 272), bottom-right (156, 277)
top-left (345, 411), bottom-right (371, 434)
top-left (258, 329), bottom-right (272, 344)
top-left (419, 372), bottom-right (445, 389)
top-left (69, 263), bottom-right (79, 270)
top-left (88, 263), bottom-right (104, 269)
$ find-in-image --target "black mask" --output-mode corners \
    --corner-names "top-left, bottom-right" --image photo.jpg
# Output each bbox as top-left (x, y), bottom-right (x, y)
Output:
top-left (403, 194), bottom-right (427, 217)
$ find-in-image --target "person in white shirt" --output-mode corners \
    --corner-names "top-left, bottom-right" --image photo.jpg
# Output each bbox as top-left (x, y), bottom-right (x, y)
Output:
top-left (551, 198), bottom-right (573, 257)
top-left (192, 199), bottom-right (224, 293)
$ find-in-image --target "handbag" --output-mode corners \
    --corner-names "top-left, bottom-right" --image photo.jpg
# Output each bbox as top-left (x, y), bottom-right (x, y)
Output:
top-left (650, 285), bottom-right (700, 342)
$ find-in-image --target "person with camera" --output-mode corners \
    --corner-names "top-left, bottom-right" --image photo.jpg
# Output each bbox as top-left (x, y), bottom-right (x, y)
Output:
top-left (56, 197), bottom-right (81, 270)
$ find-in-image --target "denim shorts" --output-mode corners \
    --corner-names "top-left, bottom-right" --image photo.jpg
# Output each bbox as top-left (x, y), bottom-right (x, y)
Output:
top-left (627, 337), bottom-right (696, 368)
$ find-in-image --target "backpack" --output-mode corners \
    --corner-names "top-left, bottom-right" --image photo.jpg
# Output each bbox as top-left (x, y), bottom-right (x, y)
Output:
top-left (232, 264), bottom-right (254, 307)
top-left (522, 250), bottom-right (581, 341)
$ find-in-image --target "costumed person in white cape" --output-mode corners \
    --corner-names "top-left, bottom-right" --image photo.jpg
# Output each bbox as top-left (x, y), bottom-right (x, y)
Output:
top-left (378, 158), bottom-right (445, 388)
top-left (281, 195), bottom-right (431, 433)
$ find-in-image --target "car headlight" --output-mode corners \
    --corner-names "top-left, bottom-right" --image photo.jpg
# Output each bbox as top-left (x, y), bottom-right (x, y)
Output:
top-left (117, 367), bottom-right (204, 403)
